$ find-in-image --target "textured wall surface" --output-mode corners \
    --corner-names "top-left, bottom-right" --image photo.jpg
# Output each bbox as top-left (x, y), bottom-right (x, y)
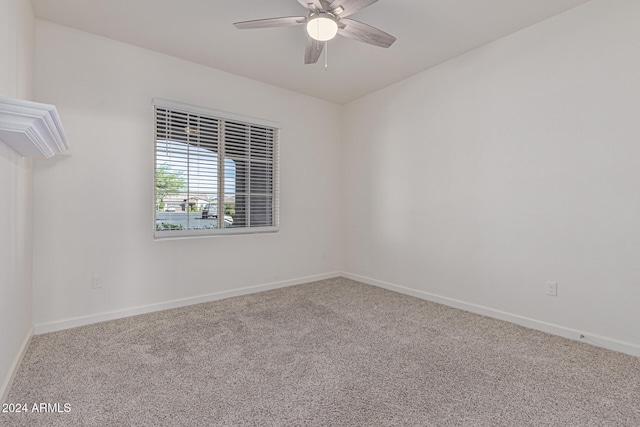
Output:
top-left (343, 0), bottom-right (640, 350)
top-left (33, 21), bottom-right (344, 327)
top-left (0, 0), bottom-right (35, 400)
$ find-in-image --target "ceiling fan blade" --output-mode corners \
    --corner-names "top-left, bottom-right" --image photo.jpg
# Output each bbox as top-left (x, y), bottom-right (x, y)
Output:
top-left (304, 37), bottom-right (324, 64)
top-left (234, 16), bottom-right (306, 29)
top-left (296, 0), bottom-right (311, 9)
top-left (338, 18), bottom-right (396, 48)
top-left (331, 0), bottom-right (378, 17)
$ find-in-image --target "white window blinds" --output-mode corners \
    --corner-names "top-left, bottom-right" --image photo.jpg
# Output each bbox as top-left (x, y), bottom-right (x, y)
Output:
top-left (154, 100), bottom-right (279, 238)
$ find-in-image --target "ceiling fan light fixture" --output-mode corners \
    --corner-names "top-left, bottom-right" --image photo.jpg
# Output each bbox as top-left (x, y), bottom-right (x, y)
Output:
top-left (306, 14), bottom-right (338, 41)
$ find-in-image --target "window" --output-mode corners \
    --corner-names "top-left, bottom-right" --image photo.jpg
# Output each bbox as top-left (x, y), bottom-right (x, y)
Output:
top-left (154, 99), bottom-right (279, 238)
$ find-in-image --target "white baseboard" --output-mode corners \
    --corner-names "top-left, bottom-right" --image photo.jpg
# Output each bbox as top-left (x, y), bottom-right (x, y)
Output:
top-left (31, 271), bottom-right (640, 358)
top-left (34, 272), bottom-right (341, 335)
top-left (1, 326), bottom-right (33, 404)
top-left (342, 272), bottom-right (640, 358)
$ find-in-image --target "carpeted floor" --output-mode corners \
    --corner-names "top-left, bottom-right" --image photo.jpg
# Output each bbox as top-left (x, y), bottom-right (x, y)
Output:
top-left (2, 277), bottom-right (639, 426)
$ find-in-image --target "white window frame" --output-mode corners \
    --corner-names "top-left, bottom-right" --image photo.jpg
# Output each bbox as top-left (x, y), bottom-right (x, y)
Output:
top-left (153, 99), bottom-right (280, 239)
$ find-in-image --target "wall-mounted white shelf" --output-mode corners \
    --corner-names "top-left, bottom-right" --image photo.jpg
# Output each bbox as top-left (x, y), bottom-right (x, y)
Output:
top-left (0, 96), bottom-right (69, 159)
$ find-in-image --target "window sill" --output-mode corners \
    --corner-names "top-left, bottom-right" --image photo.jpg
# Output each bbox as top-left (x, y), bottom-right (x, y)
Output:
top-left (154, 226), bottom-right (279, 240)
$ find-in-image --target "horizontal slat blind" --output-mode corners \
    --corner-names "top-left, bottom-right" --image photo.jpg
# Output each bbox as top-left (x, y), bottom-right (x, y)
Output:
top-left (154, 102), bottom-right (278, 237)
top-left (224, 121), bottom-right (277, 228)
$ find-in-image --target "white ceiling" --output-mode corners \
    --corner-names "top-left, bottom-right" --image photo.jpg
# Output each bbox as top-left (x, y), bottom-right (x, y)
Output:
top-left (30, 0), bottom-right (590, 105)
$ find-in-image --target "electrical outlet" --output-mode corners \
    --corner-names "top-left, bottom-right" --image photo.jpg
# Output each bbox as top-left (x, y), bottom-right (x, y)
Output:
top-left (546, 281), bottom-right (557, 296)
top-left (92, 275), bottom-right (102, 289)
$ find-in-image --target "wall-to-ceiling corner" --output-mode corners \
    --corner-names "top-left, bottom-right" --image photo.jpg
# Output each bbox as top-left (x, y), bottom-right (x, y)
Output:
top-left (342, 0), bottom-right (640, 356)
top-left (0, 0), bottom-right (35, 402)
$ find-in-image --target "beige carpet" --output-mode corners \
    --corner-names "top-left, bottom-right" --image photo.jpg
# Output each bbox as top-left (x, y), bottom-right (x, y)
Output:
top-left (2, 277), bottom-right (639, 426)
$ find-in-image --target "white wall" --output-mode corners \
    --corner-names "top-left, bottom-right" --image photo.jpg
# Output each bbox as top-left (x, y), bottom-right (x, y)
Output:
top-left (0, 0), bottom-right (33, 98)
top-left (343, 0), bottom-right (640, 352)
top-left (0, 0), bottom-right (35, 400)
top-left (33, 21), bottom-right (343, 328)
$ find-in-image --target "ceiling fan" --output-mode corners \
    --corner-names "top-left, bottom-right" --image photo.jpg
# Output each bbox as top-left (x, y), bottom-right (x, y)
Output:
top-left (233, 0), bottom-right (396, 65)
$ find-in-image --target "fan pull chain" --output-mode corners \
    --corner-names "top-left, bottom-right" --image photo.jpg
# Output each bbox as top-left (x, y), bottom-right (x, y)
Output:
top-left (324, 41), bottom-right (328, 70)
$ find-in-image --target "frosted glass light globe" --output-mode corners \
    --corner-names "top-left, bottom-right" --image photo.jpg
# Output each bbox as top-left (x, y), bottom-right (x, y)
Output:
top-left (307, 15), bottom-right (338, 41)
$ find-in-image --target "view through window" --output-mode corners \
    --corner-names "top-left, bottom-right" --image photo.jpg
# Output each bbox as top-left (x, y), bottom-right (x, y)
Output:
top-left (154, 100), bottom-right (279, 238)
